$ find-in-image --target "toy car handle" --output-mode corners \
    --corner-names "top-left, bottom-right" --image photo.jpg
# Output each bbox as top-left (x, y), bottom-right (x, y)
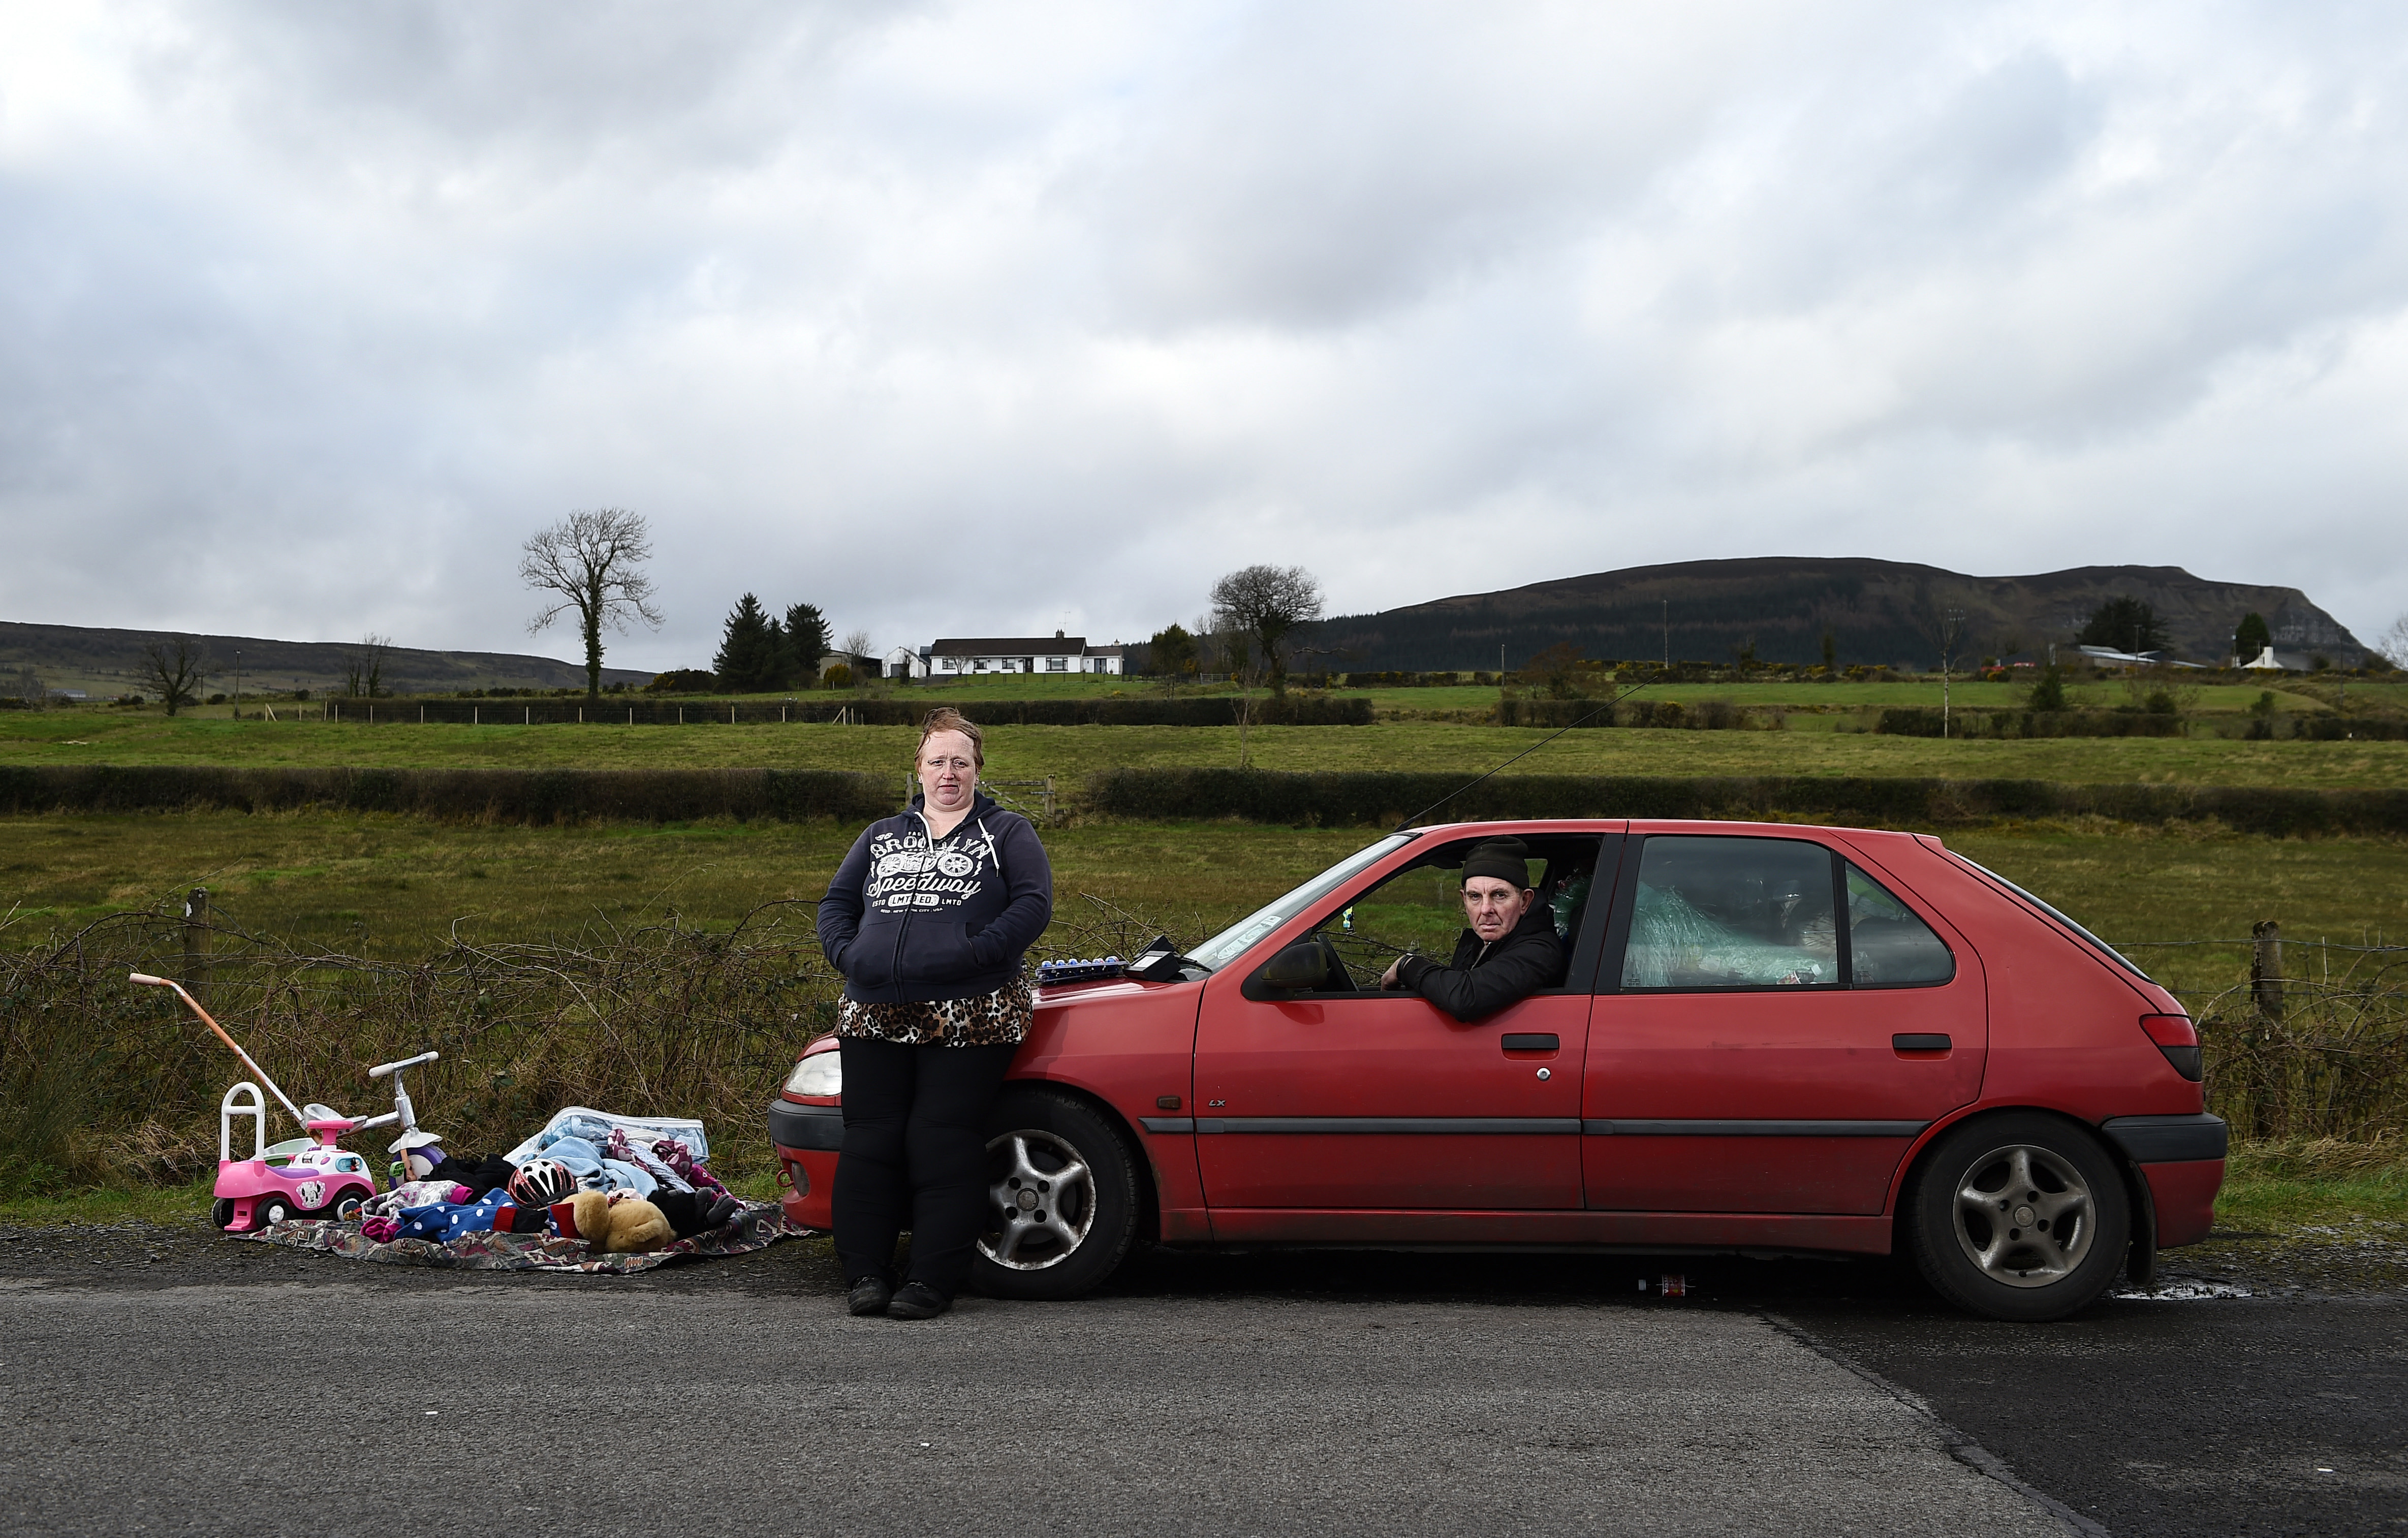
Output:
top-left (128, 972), bottom-right (309, 1127)
top-left (368, 1051), bottom-right (440, 1078)
top-left (352, 1111), bottom-right (400, 1131)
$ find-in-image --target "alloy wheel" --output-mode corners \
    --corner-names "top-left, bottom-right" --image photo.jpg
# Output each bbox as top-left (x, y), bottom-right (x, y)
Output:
top-left (979, 1129), bottom-right (1097, 1272)
top-left (1950, 1142), bottom-right (2096, 1288)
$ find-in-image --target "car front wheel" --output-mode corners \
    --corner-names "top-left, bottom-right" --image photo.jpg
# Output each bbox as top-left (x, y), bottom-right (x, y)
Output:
top-left (1905, 1113), bottom-right (2130, 1322)
top-left (970, 1088), bottom-right (1139, 1301)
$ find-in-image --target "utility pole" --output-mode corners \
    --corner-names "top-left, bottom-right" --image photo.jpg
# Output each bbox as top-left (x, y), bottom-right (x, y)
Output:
top-left (233, 650), bottom-right (241, 720)
top-left (1662, 601), bottom-right (1670, 673)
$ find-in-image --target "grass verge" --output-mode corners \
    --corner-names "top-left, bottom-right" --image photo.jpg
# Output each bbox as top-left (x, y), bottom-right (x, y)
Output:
top-left (2214, 1138), bottom-right (2408, 1230)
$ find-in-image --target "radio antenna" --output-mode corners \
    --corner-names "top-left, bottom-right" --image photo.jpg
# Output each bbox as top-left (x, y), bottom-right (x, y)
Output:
top-left (1392, 676), bottom-right (1659, 832)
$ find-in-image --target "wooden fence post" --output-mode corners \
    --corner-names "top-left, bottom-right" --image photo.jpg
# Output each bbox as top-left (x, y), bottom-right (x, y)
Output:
top-left (2251, 920), bottom-right (2284, 1020)
top-left (181, 886), bottom-right (211, 1006)
top-left (1042, 777), bottom-right (1056, 823)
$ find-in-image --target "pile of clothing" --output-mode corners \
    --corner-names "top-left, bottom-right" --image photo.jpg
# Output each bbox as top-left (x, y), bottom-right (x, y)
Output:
top-left (353, 1107), bottom-right (744, 1255)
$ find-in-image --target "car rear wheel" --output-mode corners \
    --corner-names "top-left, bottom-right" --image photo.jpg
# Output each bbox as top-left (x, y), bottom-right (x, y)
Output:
top-left (970, 1088), bottom-right (1139, 1301)
top-left (1905, 1113), bottom-right (2129, 1322)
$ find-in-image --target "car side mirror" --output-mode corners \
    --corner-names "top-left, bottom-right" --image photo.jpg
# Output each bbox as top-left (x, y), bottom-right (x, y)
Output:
top-left (1257, 941), bottom-right (1329, 992)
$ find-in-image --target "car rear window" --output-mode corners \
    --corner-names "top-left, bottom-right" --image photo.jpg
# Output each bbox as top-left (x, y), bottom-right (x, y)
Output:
top-left (1844, 863), bottom-right (1956, 987)
top-left (1942, 850), bottom-right (2155, 982)
top-left (1620, 835), bottom-right (1840, 990)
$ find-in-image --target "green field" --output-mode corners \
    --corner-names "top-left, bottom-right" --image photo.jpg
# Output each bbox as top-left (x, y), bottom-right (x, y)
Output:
top-left (8, 710), bottom-right (2408, 788)
top-left (6, 808), bottom-right (2402, 1002)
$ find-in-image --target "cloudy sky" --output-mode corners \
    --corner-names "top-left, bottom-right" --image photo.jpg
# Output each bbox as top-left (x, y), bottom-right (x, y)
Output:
top-left (5, 1), bottom-right (2405, 670)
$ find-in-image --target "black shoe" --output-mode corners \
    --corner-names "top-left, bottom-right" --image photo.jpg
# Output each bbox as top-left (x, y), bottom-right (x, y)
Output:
top-left (887, 1282), bottom-right (951, 1320)
top-left (847, 1277), bottom-right (893, 1317)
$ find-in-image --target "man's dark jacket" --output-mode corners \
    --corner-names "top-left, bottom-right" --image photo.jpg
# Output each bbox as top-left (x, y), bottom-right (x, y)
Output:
top-left (818, 791), bottom-right (1053, 1004)
top-left (1395, 902), bottom-right (1567, 1022)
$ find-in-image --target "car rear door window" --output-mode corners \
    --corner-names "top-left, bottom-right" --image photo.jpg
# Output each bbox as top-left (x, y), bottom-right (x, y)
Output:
top-left (1619, 836), bottom-right (1838, 990)
top-left (1843, 862), bottom-right (1955, 987)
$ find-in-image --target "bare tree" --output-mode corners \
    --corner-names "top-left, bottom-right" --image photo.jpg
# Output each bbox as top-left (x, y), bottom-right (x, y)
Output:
top-left (140, 636), bottom-right (207, 715)
top-left (1210, 564), bottom-right (1323, 697)
top-left (8, 666), bottom-right (47, 708)
top-left (341, 633), bottom-right (392, 698)
top-left (840, 628), bottom-right (873, 664)
top-left (520, 508), bottom-right (664, 699)
top-left (2381, 613), bottom-right (2408, 669)
top-left (1912, 590), bottom-right (1969, 739)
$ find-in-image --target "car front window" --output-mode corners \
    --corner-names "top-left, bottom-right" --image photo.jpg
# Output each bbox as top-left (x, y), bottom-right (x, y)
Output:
top-left (1183, 835), bottom-right (1415, 972)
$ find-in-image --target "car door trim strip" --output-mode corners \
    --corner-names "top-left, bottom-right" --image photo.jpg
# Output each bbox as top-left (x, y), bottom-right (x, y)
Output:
top-left (1189, 1117), bottom-right (1583, 1135)
top-left (1581, 1118), bottom-right (1929, 1137)
top-left (1139, 1117), bottom-right (1196, 1133)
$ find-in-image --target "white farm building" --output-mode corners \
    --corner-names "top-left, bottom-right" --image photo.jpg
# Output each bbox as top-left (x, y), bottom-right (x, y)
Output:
top-left (925, 632), bottom-right (1125, 676)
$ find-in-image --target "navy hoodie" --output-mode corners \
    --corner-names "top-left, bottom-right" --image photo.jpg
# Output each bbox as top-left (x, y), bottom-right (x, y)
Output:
top-left (818, 791), bottom-right (1053, 1005)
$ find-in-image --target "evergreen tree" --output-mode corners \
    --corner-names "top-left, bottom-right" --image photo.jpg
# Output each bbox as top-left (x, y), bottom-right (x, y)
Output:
top-left (783, 602), bottom-right (831, 683)
top-left (1147, 622), bottom-right (1197, 676)
top-left (712, 593), bottom-right (783, 692)
top-left (2076, 595), bottom-right (2168, 653)
top-left (2233, 612), bottom-right (2272, 662)
top-left (2025, 664), bottom-right (2069, 712)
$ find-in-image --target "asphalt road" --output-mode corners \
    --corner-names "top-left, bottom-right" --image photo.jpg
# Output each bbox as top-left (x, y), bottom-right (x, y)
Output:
top-left (0, 1221), bottom-right (2400, 1537)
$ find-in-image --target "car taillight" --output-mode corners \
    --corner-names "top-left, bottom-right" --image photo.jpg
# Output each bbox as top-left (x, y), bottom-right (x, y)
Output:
top-left (2139, 1013), bottom-right (2202, 1082)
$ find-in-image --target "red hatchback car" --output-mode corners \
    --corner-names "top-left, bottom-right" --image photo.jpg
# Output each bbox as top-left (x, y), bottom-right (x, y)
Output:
top-left (770, 819), bottom-right (2224, 1321)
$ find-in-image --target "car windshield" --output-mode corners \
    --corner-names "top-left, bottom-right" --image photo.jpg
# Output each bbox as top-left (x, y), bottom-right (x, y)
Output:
top-left (1944, 851), bottom-right (2155, 983)
top-left (1183, 835), bottom-right (1415, 972)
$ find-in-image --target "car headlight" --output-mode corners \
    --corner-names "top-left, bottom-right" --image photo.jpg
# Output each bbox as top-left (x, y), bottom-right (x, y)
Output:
top-left (784, 1052), bottom-right (842, 1097)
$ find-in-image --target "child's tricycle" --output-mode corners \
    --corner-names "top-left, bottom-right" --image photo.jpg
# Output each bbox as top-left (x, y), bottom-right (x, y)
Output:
top-left (131, 972), bottom-right (446, 1233)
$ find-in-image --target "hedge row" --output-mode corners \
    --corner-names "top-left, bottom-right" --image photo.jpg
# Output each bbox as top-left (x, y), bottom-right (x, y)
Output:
top-left (1496, 698), bottom-right (1751, 729)
top-left (300, 695), bottom-right (1372, 728)
top-left (10, 764), bottom-right (2405, 837)
top-left (1875, 708), bottom-right (2187, 739)
top-left (835, 695), bottom-right (1373, 727)
top-left (1079, 768), bottom-right (2408, 837)
top-left (0, 766), bottom-right (898, 824)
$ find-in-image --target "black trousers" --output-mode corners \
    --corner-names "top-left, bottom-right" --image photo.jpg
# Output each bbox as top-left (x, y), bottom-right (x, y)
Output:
top-left (834, 1037), bottom-right (1017, 1297)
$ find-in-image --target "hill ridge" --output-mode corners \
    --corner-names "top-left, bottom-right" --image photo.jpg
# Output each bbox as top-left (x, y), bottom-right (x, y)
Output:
top-left (0, 620), bottom-right (653, 697)
top-left (1306, 556), bottom-right (2364, 672)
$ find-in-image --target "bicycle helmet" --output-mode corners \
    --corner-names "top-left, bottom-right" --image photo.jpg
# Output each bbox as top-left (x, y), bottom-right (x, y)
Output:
top-left (508, 1156), bottom-right (578, 1208)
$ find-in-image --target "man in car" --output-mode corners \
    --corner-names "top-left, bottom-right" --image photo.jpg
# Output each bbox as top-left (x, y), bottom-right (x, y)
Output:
top-left (1378, 837), bottom-right (1567, 1021)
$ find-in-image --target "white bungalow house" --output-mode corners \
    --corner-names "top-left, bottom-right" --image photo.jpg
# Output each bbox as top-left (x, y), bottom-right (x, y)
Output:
top-left (927, 632), bottom-right (1126, 676)
top-left (882, 646), bottom-right (931, 680)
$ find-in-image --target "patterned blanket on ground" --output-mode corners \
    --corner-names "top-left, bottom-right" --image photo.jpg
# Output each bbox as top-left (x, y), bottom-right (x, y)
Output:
top-left (241, 1201), bottom-right (808, 1273)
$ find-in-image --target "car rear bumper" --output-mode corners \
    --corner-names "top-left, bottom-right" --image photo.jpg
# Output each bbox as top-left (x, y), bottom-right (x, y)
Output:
top-left (2101, 1114), bottom-right (2227, 1249)
top-left (767, 1099), bottom-right (841, 1231)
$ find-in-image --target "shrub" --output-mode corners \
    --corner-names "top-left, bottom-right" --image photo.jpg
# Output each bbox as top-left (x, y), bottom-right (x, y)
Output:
top-left (2025, 665), bottom-right (2069, 712)
top-left (646, 669), bottom-right (715, 694)
top-left (822, 664), bottom-right (855, 689)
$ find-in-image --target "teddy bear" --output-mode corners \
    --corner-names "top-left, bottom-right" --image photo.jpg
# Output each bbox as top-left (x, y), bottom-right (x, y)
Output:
top-left (562, 1188), bottom-right (674, 1253)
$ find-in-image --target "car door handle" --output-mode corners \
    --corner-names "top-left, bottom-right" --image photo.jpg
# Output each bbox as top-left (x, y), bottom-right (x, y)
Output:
top-left (1892, 1033), bottom-right (1951, 1053)
top-left (1502, 1033), bottom-right (1559, 1052)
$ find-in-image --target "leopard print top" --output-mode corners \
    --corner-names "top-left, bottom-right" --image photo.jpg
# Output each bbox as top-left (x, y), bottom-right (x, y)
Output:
top-left (834, 971), bottom-right (1034, 1048)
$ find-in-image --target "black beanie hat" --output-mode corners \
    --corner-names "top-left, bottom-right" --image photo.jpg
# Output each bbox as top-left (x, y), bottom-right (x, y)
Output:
top-left (1459, 838), bottom-right (1531, 887)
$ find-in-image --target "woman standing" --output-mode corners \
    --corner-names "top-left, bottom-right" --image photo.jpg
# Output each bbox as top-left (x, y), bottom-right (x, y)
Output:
top-left (817, 707), bottom-right (1053, 1319)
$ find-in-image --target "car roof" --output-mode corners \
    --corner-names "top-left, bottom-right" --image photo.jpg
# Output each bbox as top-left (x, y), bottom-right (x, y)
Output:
top-left (1412, 818), bottom-right (1939, 849)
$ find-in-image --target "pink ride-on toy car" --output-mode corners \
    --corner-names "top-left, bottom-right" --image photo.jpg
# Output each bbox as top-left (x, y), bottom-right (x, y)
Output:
top-left (130, 972), bottom-right (445, 1233)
